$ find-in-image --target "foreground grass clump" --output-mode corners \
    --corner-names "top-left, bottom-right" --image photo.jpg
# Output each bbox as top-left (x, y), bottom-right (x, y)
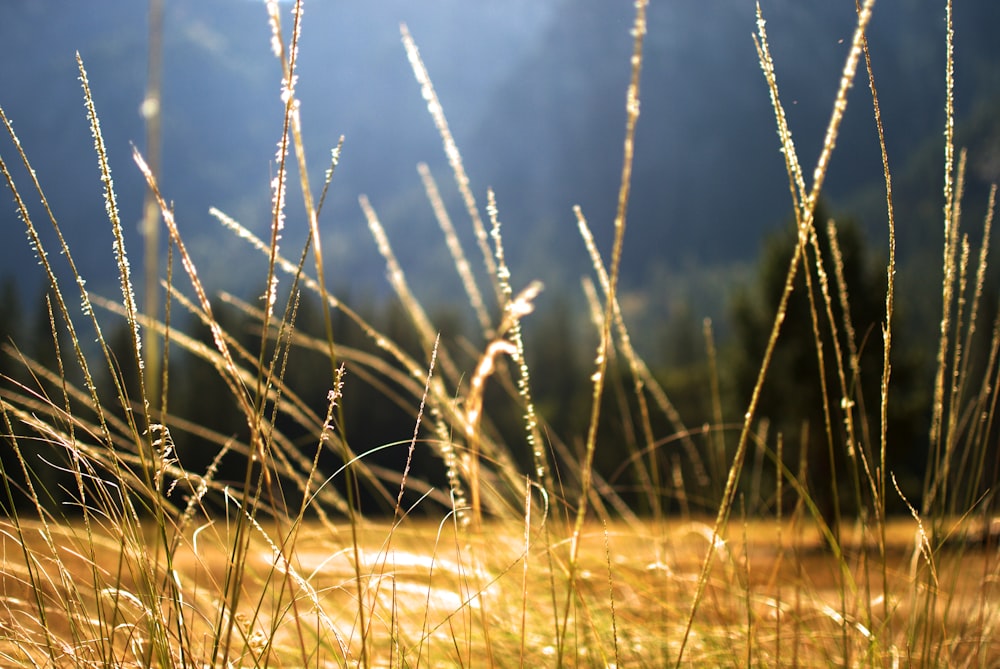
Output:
top-left (1, 0), bottom-right (998, 666)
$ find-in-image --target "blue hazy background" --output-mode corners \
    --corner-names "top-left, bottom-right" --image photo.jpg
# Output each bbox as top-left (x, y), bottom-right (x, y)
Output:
top-left (1, 0), bottom-right (999, 343)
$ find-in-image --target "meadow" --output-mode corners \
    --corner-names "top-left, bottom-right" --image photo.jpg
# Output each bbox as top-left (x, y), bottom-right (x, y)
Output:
top-left (1, 0), bottom-right (998, 666)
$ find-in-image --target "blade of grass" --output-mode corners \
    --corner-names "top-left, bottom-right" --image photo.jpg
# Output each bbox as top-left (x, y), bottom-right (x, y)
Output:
top-left (676, 2), bottom-right (875, 664)
top-left (561, 1), bottom-right (647, 663)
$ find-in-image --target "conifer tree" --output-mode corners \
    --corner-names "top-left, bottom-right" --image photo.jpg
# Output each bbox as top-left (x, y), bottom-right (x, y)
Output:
top-left (730, 204), bottom-right (926, 540)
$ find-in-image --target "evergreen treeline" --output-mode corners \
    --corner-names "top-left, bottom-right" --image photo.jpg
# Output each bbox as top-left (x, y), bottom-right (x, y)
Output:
top-left (3, 200), bottom-right (995, 520)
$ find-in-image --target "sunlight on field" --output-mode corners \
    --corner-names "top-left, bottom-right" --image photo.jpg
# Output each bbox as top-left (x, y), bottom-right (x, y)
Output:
top-left (2, 0), bottom-right (998, 665)
top-left (2, 517), bottom-right (997, 666)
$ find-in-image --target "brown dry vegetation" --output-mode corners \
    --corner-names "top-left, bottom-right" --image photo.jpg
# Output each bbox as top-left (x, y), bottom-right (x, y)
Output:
top-left (2, 517), bottom-right (997, 666)
top-left (1, 0), bottom-right (999, 666)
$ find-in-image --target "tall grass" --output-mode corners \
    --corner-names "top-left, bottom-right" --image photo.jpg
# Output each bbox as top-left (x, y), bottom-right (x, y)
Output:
top-left (0, 0), bottom-right (998, 666)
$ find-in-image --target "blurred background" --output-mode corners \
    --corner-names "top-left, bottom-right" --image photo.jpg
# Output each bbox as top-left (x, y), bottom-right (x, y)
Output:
top-left (1, 1), bottom-right (997, 328)
top-left (1, 1), bottom-right (999, 514)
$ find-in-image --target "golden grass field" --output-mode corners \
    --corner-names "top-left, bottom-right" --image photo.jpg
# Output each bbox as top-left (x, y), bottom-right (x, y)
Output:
top-left (2, 516), bottom-right (997, 666)
top-left (3, 0), bottom-right (999, 665)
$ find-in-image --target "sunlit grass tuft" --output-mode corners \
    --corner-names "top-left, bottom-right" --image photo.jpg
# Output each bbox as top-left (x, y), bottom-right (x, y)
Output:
top-left (0, 0), bottom-right (998, 666)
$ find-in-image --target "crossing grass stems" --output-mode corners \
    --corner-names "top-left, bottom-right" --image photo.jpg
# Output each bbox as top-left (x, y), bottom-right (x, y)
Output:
top-left (0, 0), bottom-right (998, 665)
